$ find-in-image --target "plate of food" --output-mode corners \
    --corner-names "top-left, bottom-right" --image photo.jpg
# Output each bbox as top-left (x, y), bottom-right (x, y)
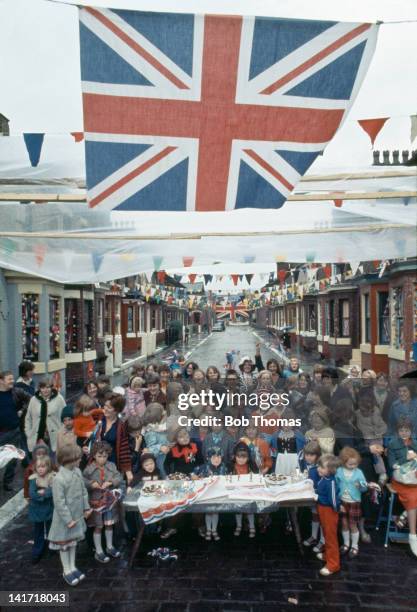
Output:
top-left (141, 483), bottom-right (166, 496)
top-left (265, 474), bottom-right (288, 486)
top-left (168, 472), bottom-right (191, 481)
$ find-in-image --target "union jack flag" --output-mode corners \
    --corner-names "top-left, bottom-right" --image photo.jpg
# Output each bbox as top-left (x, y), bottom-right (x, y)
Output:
top-left (79, 8), bottom-right (378, 211)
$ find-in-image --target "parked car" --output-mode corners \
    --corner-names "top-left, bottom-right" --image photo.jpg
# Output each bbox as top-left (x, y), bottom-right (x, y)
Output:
top-left (213, 320), bottom-right (226, 331)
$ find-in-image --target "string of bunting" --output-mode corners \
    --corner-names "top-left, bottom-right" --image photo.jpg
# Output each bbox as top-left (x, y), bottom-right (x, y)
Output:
top-left (8, 114), bottom-right (417, 167)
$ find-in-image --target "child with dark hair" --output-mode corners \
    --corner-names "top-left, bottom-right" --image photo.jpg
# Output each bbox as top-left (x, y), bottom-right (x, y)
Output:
top-left (127, 415), bottom-right (144, 475)
top-left (231, 442), bottom-right (258, 538)
top-left (166, 427), bottom-right (202, 476)
top-left (315, 454), bottom-right (341, 576)
top-left (202, 417), bottom-right (235, 464)
top-left (28, 456), bottom-right (54, 563)
top-left (83, 441), bottom-right (123, 563)
top-left (193, 447), bottom-right (228, 541)
top-left (56, 405), bottom-right (76, 453)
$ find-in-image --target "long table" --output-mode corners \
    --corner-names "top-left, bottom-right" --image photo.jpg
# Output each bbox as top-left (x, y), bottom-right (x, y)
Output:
top-left (123, 477), bottom-right (316, 568)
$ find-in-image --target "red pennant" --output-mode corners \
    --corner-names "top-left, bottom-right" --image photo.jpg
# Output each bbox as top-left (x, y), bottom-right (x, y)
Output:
top-left (324, 264), bottom-right (332, 278)
top-left (278, 270), bottom-right (287, 285)
top-left (34, 244), bottom-right (46, 267)
top-left (71, 132), bottom-right (84, 143)
top-left (333, 199), bottom-right (343, 208)
top-left (231, 274), bottom-right (239, 286)
top-left (358, 118), bottom-right (388, 146)
top-left (188, 274), bottom-right (197, 284)
top-left (157, 270), bottom-right (166, 284)
top-left (183, 256), bottom-right (194, 267)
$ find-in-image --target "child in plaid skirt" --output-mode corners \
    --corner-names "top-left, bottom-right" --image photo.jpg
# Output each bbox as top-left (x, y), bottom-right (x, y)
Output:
top-left (336, 447), bottom-right (368, 558)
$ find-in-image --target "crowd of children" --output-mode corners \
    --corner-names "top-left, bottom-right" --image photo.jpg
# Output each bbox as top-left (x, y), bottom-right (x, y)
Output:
top-left (11, 354), bottom-right (417, 584)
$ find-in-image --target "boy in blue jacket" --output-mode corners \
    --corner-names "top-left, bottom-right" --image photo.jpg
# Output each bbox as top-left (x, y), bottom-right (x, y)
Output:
top-left (316, 454), bottom-right (341, 576)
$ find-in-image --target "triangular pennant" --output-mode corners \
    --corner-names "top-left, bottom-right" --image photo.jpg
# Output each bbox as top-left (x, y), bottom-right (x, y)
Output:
top-left (157, 270), bottom-right (166, 284)
top-left (23, 133), bottom-right (45, 167)
top-left (403, 196), bottom-right (411, 206)
top-left (183, 256), bottom-right (194, 268)
top-left (34, 244), bottom-right (46, 267)
top-left (410, 115), bottom-right (417, 143)
top-left (231, 274), bottom-right (239, 286)
top-left (92, 252), bottom-right (104, 273)
top-left (188, 274), bottom-right (197, 284)
top-left (324, 264), bottom-right (332, 279)
top-left (278, 270), bottom-right (287, 285)
top-left (358, 118), bottom-right (389, 146)
top-left (306, 251), bottom-right (316, 263)
top-left (333, 199), bottom-right (343, 208)
top-left (275, 254), bottom-right (287, 262)
top-left (0, 237), bottom-right (17, 260)
top-left (245, 274), bottom-right (254, 285)
top-left (153, 256), bottom-right (163, 271)
top-left (71, 132), bottom-right (84, 143)
top-left (203, 274), bottom-right (213, 284)
top-left (238, 274), bottom-right (243, 282)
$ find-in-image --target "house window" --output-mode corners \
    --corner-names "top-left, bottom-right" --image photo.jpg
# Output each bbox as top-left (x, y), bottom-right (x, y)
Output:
top-left (96, 299), bottom-right (104, 338)
top-left (307, 304), bottom-right (316, 332)
top-left (104, 300), bottom-right (111, 335)
top-left (127, 306), bottom-right (134, 333)
top-left (329, 300), bottom-right (335, 336)
top-left (83, 300), bottom-right (94, 350)
top-left (49, 297), bottom-right (61, 359)
top-left (377, 291), bottom-right (390, 345)
top-left (151, 309), bottom-right (157, 330)
top-left (392, 287), bottom-right (404, 349)
top-left (21, 294), bottom-right (40, 362)
top-left (364, 294), bottom-right (371, 343)
top-left (114, 301), bottom-right (121, 335)
top-left (317, 302), bottom-right (323, 336)
top-left (138, 306), bottom-right (145, 332)
top-left (338, 299), bottom-right (350, 337)
top-left (65, 299), bottom-right (79, 353)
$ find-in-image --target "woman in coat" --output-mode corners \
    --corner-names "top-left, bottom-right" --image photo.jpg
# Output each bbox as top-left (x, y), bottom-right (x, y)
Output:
top-left (25, 379), bottom-right (66, 456)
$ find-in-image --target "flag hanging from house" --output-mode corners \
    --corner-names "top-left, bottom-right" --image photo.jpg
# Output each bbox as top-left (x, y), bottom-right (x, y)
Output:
top-left (79, 7), bottom-right (378, 211)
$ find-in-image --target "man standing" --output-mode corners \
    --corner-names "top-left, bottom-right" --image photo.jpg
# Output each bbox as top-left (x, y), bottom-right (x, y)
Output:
top-left (0, 371), bottom-right (29, 491)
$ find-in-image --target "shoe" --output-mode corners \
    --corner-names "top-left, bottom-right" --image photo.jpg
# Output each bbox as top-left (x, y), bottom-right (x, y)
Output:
top-left (349, 547), bottom-right (359, 558)
top-left (360, 530), bottom-right (371, 544)
top-left (249, 528), bottom-right (256, 539)
top-left (316, 552), bottom-right (325, 561)
top-left (198, 526), bottom-right (206, 539)
top-left (205, 530), bottom-right (212, 541)
top-left (106, 547), bottom-right (121, 558)
top-left (73, 569), bottom-right (86, 581)
top-left (409, 534), bottom-right (417, 558)
top-left (212, 531), bottom-right (220, 541)
top-left (303, 536), bottom-right (316, 547)
top-left (94, 552), bottom-right (110, 563)
top-left (2, 483), bottom-right (15, 492)
top-left (340, 545), bottom-right (350, 555)
top-left (63, 572), bottom-right (79, 586)
top-left (160, 528), bottom-right (177, 540)
top-left (234, 527), bottom-right (242, 536)
top-left (320, 567), bottom-right (335, 576)
top-left (313, 542), bottom-right (324, 553)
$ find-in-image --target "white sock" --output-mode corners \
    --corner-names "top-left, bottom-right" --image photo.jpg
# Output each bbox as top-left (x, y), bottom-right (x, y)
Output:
top-left (351, 531), bottom-right (360, 549)
top-left (59, 550), bottom-right (71, 575)
top-left (236, 514), bottom-right (242, 528)
top-left (205, 514), bottom-right (212, 531)
top-left (105, 528), bottom-right (113, 550)
top-left (311, 521), bottom-right (320, 539)
top-left (68, 546), bottom-right (76, 572)
top-left (342, 530), bottom-right (350, 547)
top-left (248, 514), bottom-right (255, 529)
top-left (93, 531), bottom-right (104, 555)
top-left (212, 514), bottom-right (219, 531)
